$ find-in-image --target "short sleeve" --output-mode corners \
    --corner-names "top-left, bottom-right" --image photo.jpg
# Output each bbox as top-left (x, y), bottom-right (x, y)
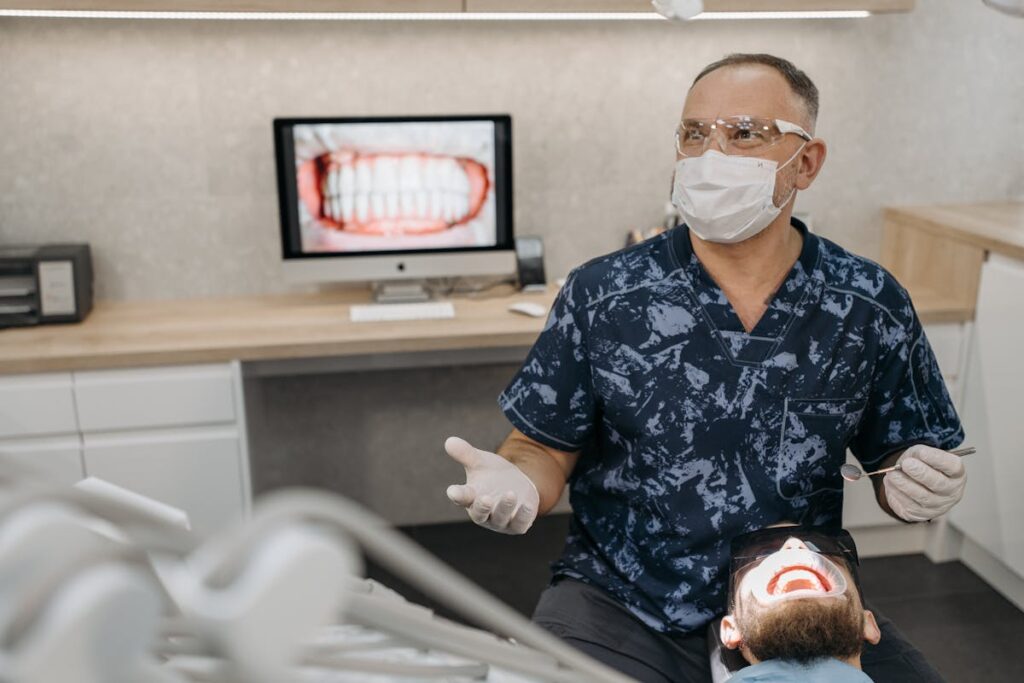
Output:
top-left (849, 314), bottom-right (964, 467)
top-left (498, 271), bottom-right (596, 451)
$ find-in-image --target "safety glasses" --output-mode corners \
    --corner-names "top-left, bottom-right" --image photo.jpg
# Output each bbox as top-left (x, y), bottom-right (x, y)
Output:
top-left (727, 526), bottom-right (861, 601)
top-left (676, 115), bottom-right (812, 158)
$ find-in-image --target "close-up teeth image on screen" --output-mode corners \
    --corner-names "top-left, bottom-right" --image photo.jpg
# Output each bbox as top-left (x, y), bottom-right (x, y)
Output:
top-left (292, 121), bottom-right (498, 253)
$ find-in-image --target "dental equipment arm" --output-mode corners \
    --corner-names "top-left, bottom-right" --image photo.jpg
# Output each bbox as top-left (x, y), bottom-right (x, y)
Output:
top-left (199, 489), bottom-right (635, 683)
top-left (0, 493), bottom-right (185, 683)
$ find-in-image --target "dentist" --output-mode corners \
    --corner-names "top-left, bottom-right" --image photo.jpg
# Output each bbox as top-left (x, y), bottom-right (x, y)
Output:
top-left (445, 54), bottom-right (963, 683)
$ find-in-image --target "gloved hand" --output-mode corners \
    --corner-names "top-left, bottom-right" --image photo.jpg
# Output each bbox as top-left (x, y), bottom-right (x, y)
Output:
top-left (444, 436), bottom-right (540, 535)
top-left (883, 444), bottom-right (967, 522)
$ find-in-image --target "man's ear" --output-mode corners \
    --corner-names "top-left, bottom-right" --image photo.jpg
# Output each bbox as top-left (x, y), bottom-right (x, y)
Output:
top-left (720, 614), bottom-right (743, 649)
top-left (862, 610), bottom-right (881, 645)
top-left (794, 138), bottom-right (827, 190)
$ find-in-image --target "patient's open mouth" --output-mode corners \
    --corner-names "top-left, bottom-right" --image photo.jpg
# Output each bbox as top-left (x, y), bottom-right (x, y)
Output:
top-left (766, 565), bottom-right (833, 595)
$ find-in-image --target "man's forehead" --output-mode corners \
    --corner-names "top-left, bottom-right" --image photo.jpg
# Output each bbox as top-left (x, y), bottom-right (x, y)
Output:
top-left (682, 64), bottom-right (806, 123)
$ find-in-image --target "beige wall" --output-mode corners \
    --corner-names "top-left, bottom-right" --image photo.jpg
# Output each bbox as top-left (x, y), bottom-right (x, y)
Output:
top-left (1, 0), bottom-right (1022, 301)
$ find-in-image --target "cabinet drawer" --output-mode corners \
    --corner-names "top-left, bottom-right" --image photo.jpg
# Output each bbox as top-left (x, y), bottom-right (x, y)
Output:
top-left (0, 373), bottom-right (78, 439)
top-left (923, 323), bottom-right (964, 380)
top-left (83, 427), bottom-right (245, 538)
top-left (0, 436), bottom-right (84, 486)
top-left (74, 364), bottom-right (236, 433)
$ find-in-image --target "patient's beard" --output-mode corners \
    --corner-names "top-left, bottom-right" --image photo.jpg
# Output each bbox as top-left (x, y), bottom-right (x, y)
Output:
top-left (738, 596), bottom-right (864, 665)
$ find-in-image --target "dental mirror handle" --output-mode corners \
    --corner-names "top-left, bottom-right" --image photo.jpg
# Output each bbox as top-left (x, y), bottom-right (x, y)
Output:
top-left (866, 446), bottom-right (976, 478)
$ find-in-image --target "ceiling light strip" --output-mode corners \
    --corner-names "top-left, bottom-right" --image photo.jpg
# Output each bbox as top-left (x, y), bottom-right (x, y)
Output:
top-left (0, 9), bottom-right (872, 21)
top-left (694, 10), bottom-right (871, 19)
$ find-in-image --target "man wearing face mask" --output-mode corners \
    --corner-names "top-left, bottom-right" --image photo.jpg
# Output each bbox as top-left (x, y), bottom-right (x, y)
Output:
top-left (444, 54), bottom-right (963, 682)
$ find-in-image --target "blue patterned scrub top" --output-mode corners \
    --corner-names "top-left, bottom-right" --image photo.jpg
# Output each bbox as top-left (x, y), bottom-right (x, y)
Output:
top-left (498, 219), bottom-right (963, 635)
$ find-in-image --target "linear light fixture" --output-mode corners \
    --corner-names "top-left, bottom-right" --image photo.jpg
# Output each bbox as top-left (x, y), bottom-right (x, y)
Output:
top-left (0, 9), bottom-right (873, 20)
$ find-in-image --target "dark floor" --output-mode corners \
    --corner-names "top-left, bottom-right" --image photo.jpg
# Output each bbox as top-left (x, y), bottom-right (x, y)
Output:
top-left (367, 514), bottom-right (1024, 683)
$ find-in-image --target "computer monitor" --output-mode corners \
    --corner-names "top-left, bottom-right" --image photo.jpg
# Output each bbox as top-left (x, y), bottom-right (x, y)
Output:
top-left (274, 115), bottom-right (515, 300)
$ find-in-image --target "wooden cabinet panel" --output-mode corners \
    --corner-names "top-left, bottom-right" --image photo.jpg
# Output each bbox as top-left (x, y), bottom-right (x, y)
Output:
top-left (0, 1), bottom-right (464, 10)
top-left (74, 364), bottom-right (236, 433)
top-left (83, 426), bottom-right (245, 538)
top-left (5, 0), bottom-right (914, 12)
top-left (467, 0), bottom-right (649, 10)
top-left (467, 0), bottom-right (913, 11)
top-left (0, 373), bottom-right (78, 439)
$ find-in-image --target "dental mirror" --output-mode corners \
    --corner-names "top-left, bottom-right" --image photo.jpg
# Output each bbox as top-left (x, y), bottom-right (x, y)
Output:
top-left (840, 447), bottom-right (976, 482)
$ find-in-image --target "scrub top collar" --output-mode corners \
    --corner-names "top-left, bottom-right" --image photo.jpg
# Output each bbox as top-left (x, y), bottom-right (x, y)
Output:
top-left (669, 217), bottom-right (824, 364)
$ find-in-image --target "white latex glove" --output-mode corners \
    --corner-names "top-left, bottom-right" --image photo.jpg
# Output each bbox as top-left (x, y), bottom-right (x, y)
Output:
top-left (444, 436), bottom-right (540, 535)
top-left (883, 444), bottom-right (967, 522)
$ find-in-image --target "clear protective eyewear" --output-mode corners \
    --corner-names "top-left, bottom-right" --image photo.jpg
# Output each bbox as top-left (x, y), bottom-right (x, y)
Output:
top-left (676, 115), bottom-right (812, 157)
top-left (726, 525), bottom-right (861, 605)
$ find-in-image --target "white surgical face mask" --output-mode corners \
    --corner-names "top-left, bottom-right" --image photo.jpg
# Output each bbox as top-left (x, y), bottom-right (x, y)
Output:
top-left (671, 145), bottom-right (804, 244)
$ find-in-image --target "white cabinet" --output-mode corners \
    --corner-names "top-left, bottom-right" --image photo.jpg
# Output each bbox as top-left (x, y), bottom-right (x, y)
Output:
top-left (0, 373), bottom-right (78, 439)
top-left (0, 372), bottom-right (83, 485)
top-left (0, 362), bottom-right (250, 540)
top-left (83, 426), bottom-right (246, 538)
top-left (0, 435), bottom-right (84, 485)
top-left (951, 254), bottom-right (1024, 579)
top-left (842, 322), bottom-right (966, 529)
top-left (74, 364), bottom-right (236, 432)
top-left (76, 363), bottom-right (251, 539)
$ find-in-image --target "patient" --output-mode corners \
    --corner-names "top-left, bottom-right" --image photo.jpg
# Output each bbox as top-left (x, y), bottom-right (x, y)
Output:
top-left (718, 526), bottom-right (880, 682)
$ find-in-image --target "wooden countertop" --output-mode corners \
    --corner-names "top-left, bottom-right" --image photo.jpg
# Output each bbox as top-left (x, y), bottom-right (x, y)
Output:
top-left (0, 269), bottom-right (965, 374)
top-left (0, 287), bottom-right (558, 374)
top-left (885, 202), bottom-right (1024, 261)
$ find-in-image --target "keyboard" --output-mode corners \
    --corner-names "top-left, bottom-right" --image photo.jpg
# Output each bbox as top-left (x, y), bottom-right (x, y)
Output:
top-left (349, 301), bottom-right (456, 323)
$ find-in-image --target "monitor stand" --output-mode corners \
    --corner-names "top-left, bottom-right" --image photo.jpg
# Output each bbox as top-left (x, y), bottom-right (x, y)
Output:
top-left (372, 280), bottom-right (431, 304)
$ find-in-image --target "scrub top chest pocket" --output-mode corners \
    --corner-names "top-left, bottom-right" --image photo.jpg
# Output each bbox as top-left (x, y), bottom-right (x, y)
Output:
top-left (777, 397), bottom-right (867, 500)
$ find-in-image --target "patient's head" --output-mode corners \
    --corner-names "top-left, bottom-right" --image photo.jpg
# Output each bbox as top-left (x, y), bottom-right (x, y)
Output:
top-left (720, 526), bottom-right (881, 668)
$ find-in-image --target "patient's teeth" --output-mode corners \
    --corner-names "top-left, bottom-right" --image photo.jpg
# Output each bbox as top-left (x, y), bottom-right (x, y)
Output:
top-left (429, 190), bottom-right (444, 220)
top-left (370, 192), bottom-right (385, 220)
top-left (355, 160), bottom-right (372, 223)
top-left (373, 157), bottom-right (400, 219)
top-left (355, 193), bottom-right (369, 222)
top-left (415, 190), bottom-right (429, 218)
top-left (328, 166), bottom-right (339, 197)
top-left (399, 158), bottom-right (419, 216)
top-left (444, 192), bottom-right (457, 222)
top-left (400, 156), bottom-right (422, 189)
top-left (340, 165), bottom-right (355, 222)
top-left (355, 159), bottom-right (373, 194)
top-left (319, 152), bottom-right (479, 227)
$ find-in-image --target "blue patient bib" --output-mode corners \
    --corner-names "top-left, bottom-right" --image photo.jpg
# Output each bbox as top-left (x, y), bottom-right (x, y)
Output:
top-left (728, 658), bottom-right (873, 682)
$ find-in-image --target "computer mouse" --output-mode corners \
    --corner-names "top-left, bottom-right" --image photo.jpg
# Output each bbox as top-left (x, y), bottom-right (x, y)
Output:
top-left (508, 302), bottom-right (548, 318)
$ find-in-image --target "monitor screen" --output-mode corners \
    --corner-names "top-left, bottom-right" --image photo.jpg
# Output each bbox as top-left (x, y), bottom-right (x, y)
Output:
top-left (274, 115), bottom-right (513, 261)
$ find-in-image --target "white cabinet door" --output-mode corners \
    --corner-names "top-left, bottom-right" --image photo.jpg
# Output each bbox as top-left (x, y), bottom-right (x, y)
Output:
top-left (951, 254), bottom-right (1024, 579)
top-left (83, 427), bottom-right (245, 539)
top-left (0, 436), bottom-right (83, 485)
top-left (74, 364), bottom-right (236, 433)
top-left (0, 373), bottom-right (78, 439)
